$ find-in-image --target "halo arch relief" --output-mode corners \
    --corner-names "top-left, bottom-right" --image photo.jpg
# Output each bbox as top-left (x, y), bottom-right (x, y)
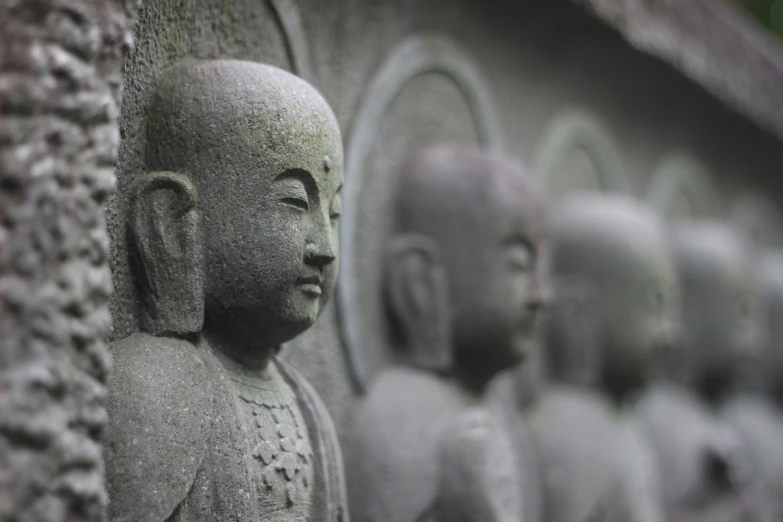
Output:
top-left (646, 151), bottom-right (720, 222)
top-left (534, 109), bottom-right (629, 200)
top-left (268, 0), bottom-right (313, 82)
top-left (338, 33), bottom-right (504, 393)
top-left (731, 191), bottom-right (783, 247)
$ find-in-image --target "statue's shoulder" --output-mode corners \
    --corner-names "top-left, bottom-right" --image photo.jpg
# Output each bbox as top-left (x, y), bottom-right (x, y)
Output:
top-left (350, 367), bottom-right (465, 453)
top-left (533, 385), bottom-right (615, 432)
top-left (106, 332), bottom-right (212, 522)
top-left (345, 368), bottom-right (465, 522)
top-left (722, 393), bottom-right (778, 425)
top-left (721, 392), bottom-right (783, 463)
top-left (636, 382), bottom-right (712, 433)
top-left (275, 356), bottom-right (339, 450)
top-left (362, 367), bottom-right (463, 415)
top-left (530, 386), bottom-right (621, 522)
top-left (275, 357), bottom-right (350, 522)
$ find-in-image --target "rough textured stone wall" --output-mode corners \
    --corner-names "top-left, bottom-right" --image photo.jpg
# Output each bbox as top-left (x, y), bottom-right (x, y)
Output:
top-left (0, 0), bottom-right (138, 519)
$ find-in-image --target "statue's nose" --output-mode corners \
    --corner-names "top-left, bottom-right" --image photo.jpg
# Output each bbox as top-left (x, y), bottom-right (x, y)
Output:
top-left (304, 241), bottom-right (336, 268)
top-left (738, 324), bottom-right (765, 364)
top-left (655, 318), bottom-right (681, 358)
top-left (527, 271), bottom-right (551, 311)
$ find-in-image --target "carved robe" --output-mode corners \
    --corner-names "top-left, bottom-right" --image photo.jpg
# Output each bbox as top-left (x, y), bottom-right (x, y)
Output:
top-left (105, 333), bottom-right (348, 522)
top-left (635, 382), bottom-right (764, 522)
top-left (529, 385), bottom-right (625, 522)
top-left (346, 367), bottom-right (523, 522)
top-left (722, 393), bottom-right (783, 522)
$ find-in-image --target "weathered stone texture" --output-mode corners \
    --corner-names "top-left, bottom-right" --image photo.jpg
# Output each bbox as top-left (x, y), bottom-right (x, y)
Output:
top-left (576, 0), bottom-right (783, 143)
top-left (0, 0), bottom-right (138, 519)
top-left (108, 0), bottom-right (783, 445)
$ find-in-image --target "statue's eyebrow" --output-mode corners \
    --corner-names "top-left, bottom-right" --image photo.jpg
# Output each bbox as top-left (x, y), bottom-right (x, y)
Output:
top-left (273, 168), bottom-right (318, 198)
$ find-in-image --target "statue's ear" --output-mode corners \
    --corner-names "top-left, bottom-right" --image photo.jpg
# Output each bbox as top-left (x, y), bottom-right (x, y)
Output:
top-left (127, 172), bottom-right (204, 337)
top-left (384, 234), bottom-right (452, 372)
top-left (546, 276), bottom-right (601, 385)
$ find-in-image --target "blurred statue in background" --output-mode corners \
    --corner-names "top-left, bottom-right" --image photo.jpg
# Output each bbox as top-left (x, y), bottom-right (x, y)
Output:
top-left (345, 146), bottom-right (547, 522)
top-left (635, 222), bottom-right (771, 522)
top-left (721, 249), bottom-right (783, 521)
top-left (528, 195), bottom-right (677, 522)
top-left (104, 59), bottom-right (348, 522)
top-left (489, 343), bottom-right (545, 522)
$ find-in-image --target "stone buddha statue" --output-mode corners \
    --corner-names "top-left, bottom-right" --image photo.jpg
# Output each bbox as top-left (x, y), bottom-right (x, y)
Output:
top-left (635, 222), bottom-right (769, 522)
top-left (105, 59), bottom-right (348, 522)
top-left (345, 146), bottom-right (547, 522)
top-left (528, 195), bottom-right (677, 522)
top-left (721, 249), bottom-right (783, 521)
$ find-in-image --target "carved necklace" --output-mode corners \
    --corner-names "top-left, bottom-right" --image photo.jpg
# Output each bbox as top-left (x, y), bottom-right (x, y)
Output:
top-left (225, 362), bottom-right (314, 515)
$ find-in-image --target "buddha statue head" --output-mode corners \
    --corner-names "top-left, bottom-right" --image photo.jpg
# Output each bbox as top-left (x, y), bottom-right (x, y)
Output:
top-left (757, 250), bottom-right (783, 402)
top-left (670, 223), bottom-right (764, 402)
top-left (383, 146), bottom-right (547, 393)
top-left (547, 195), bottom-right (679, 403)
top-left (128, 59), bottom-right (343, 363)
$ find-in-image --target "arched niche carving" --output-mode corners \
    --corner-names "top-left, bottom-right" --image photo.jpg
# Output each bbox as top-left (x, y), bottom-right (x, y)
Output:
top-left (534, 110), bottom-right (629, 200)
top-left (646, 151), bottom-right (720, 222)
top-left (269, 0), bottom-right (313, 82)
top-left (731, 192), bottom-right (783, 247)
top-left (337, 33), bottom-right (504, 393)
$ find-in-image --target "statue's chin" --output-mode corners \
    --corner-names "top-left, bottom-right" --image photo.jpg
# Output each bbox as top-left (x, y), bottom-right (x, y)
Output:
top-left (275, 313), bottom-right (318, 345)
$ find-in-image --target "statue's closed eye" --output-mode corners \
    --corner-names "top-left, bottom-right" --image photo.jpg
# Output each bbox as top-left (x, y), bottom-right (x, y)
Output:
top-left (281, 196), bottom-right (309, 211)
top-left (506, 243), bottom-right (533, 271)
top-left (330, 194), bottom-right (342, 221)
top-left (273, 177), bottom-right (310, 211)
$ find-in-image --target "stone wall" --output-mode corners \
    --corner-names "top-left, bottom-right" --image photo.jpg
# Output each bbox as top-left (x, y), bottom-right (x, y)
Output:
top-left (0, 0), bottom-right (138, 519)
top-left (108, 0), bottom-right (783, 441)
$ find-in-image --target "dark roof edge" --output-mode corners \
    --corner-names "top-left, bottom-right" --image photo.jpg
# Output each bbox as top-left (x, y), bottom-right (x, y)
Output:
top-left (575, 0), bottom-right (783, 142)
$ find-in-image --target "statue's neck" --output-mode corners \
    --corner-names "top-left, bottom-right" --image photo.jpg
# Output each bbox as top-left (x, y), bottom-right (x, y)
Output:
top-left (605, 387), bottom-right (634, 409)
top-left (695, 381), bottom-right (731, 408)
top-left (451, 364), bottom-right (496, 398)
top-left (687, 365), bottom-right (739, 407)
top-left (202, 326), bottom-right (277, 372)
top-left (601, 370), bottom-right (646, 409)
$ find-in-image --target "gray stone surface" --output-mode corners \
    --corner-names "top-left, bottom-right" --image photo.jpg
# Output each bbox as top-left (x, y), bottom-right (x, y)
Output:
top-left (104, 59), bottom-right (348, 522)
top-left (527, 385), bottom-right (621, 522)
top-left (7, 0), bottom-right (783, 520)
top-left (720, 249), bottom-right (783, 521)
top-left (636, 222), bottom-right (770, 522)
top-left (576, 0), bottom-right (783, 143)
top-left (345, 146), bottom-right (545, 522)
top-left (0, 0), bottom-right (138, 519)
top-left (108, 0), bottom-right (783, 442)
top-left (548, 196), bottom-right (678, 405)
top-left (530, 195), bottom-right (677, 522)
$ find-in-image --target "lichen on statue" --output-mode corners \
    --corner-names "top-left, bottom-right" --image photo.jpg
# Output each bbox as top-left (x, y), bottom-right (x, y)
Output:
top-left (105, 59), bottom-right (348, 522)
top-left (345, 146), bottom-right (547, 522)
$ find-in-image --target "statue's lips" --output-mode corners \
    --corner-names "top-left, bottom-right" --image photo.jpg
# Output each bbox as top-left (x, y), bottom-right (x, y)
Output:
top-left (296, 276), bottom-right (322, 297)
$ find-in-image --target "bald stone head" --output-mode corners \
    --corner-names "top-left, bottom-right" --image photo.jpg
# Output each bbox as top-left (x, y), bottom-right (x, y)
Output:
top-left (548, 195), bottom-right (679, 402)
top-left (130, 59), bottom-right (343, 354)
top-left (672, 222), bottom-right (763, 401)
top-left (385, 146), bottom-right (547, 392)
